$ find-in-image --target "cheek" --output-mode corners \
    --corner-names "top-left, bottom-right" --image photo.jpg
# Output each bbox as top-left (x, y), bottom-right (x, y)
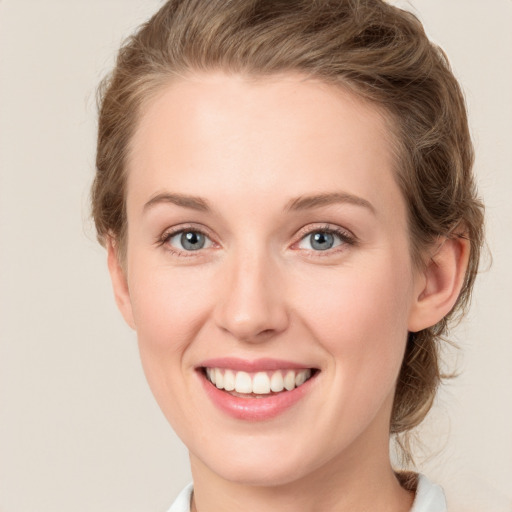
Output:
top-left (126, 259), bottom-right (217, 429)
top-left (128, 259), bottom-right (213, 352)
top-left (294, 266), bottom-right (413, 439)
top-left (293, 260), bottom-right (413, 377)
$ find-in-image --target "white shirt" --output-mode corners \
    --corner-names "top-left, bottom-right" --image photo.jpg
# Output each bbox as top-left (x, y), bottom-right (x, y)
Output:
top-left (167, 474), bottom-right (447, 512)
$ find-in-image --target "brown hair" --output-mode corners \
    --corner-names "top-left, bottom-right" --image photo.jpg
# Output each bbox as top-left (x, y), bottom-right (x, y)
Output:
top-left (92, 0), bottom-right (484, 465)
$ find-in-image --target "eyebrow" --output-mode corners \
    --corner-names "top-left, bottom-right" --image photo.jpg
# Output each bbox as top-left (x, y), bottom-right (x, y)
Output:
top-left (143, 192), bottom-right (211, 213)
top-left (284, 192), bottom-right (375, 214)
top-left (142, 191), bottom-right (375, 215)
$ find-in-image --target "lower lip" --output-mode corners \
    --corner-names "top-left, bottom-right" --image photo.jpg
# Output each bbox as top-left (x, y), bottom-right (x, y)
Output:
top-left (198, 370), bottom-right (317, 421)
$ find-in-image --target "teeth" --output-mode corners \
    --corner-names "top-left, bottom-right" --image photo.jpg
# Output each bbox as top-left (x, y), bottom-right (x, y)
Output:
top-left (214, 368), bottom-right (224, 389)
top-left (284, 370), bottom-right (296, 391)
top-left (223, 369), bottom-right (235, 391)
top-left (270, 371), bottom-right (284, 392)
top-left (295, 370), bottom-right (307, 387)
top-left (235, 371), bottom-right (252, 393)
top-left (252, 372), bottom-right (271, 394)
top-left (205, 368), bottom-right (312, 395)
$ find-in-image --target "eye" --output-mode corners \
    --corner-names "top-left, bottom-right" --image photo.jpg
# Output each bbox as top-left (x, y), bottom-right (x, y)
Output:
top-left (164, 229), bottom-right (214, 252)
top-left (296, 227), bottom-right (354, 252)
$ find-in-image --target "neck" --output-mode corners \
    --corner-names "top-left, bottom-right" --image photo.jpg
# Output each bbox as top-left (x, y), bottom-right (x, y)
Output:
top-left (189, 439), bottom-right (414, 512)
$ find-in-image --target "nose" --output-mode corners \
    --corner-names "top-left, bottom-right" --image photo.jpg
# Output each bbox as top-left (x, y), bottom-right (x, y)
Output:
top-left (213, 249), bottom-right (290, 343)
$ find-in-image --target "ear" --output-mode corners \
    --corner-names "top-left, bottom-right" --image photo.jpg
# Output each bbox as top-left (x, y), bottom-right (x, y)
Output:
top-left (107, 238), bottom-right (136, 330)
top-left (408, 235), bottom-right (470, 332)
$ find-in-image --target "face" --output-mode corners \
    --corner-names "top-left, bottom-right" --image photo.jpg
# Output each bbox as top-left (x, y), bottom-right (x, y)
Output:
top-left (112, 73), bottom-right (426, 486)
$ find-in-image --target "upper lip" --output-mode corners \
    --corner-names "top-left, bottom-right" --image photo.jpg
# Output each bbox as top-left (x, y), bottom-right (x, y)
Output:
top-left (197, 357), bottom-right (316, 372)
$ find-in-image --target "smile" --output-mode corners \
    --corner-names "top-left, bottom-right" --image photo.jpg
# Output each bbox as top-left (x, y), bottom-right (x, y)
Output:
top-left (204, 368), bottom-right (313, 396)
top-left (198, 359), bottom-right (319, 421)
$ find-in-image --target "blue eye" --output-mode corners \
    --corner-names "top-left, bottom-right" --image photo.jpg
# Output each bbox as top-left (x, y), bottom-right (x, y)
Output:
top-left (297, 229), bottom-right (349, 252)
top-left (309, 232), bottom-right (336, 251)
top-left (166, 230), bottom-right (212, 251)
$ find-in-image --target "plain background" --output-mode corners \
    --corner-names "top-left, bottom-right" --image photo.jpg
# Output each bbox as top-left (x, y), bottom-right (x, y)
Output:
top-left (0, 1), bottom-right (511, 510)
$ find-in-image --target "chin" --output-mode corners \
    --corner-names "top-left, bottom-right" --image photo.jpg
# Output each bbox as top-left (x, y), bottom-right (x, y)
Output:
top-left (192, 435), bottom-right (326, 488)
top-left (211, 458), bottom-right (309, 487)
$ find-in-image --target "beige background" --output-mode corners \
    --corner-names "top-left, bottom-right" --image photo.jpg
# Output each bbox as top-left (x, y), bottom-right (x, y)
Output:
top-left (0, 1), bottom-right (511, 510)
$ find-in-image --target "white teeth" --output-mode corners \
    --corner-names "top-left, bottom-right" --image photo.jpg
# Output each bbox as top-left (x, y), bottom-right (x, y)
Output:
top-left (270, 371), bottom-right (284, 392)
top-left (205, 368), bottom-right (313, 395)
top-left (214, 368), bottom-right (224, 389)
top-left (235, 371), bottom-right (252, 394)
top-left (295, 369), bottom-right (311, 386)
top-left (252, 372), bottom-right (271, 394)
top-left (223, 369), bottom-right (235, 391)
top-left (284, 370), bottom-right (296, 391)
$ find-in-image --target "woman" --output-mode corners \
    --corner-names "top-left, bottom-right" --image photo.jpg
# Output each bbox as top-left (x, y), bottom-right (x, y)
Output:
top-left (91, 1), bottom-right (484, 510)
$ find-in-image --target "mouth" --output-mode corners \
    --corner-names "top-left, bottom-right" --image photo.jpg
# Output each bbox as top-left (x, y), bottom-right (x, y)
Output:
top-left (196, 358), bottom-right (320, 420)
top-left (202, 367), bottom-right (317, 398)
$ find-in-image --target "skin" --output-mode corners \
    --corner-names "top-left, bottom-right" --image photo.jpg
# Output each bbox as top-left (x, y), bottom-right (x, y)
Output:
top-left (108, 72), bottom-right (469, 512)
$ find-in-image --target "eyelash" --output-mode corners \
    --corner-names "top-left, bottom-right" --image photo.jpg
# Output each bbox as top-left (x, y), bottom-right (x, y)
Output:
top-left (156, 224), bottom-right (214, 258)
top-left (157, 223), bottom-right (357, 258)
top-left (293, 224), bottom-right (357, 256)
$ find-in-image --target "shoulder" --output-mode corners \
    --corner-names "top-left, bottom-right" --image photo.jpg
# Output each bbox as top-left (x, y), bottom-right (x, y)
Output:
top-left (410, 474), bottom-right (447, 512)
top-left (166, 483), bottom-right (193, 512)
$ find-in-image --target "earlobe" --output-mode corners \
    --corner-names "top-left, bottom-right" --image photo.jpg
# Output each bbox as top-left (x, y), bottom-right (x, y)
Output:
top-left (107, 238), bottom-right (136, 330)
top-left (408, 235), bottom-right (470, 333)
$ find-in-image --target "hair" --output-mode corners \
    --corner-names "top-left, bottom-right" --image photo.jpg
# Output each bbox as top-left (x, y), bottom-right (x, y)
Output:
top-left (92, 0), bottom-right (484, 466)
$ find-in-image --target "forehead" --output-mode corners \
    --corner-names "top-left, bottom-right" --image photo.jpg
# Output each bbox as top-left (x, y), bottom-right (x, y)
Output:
top-left (126, 72), bottom-right (404, 224)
